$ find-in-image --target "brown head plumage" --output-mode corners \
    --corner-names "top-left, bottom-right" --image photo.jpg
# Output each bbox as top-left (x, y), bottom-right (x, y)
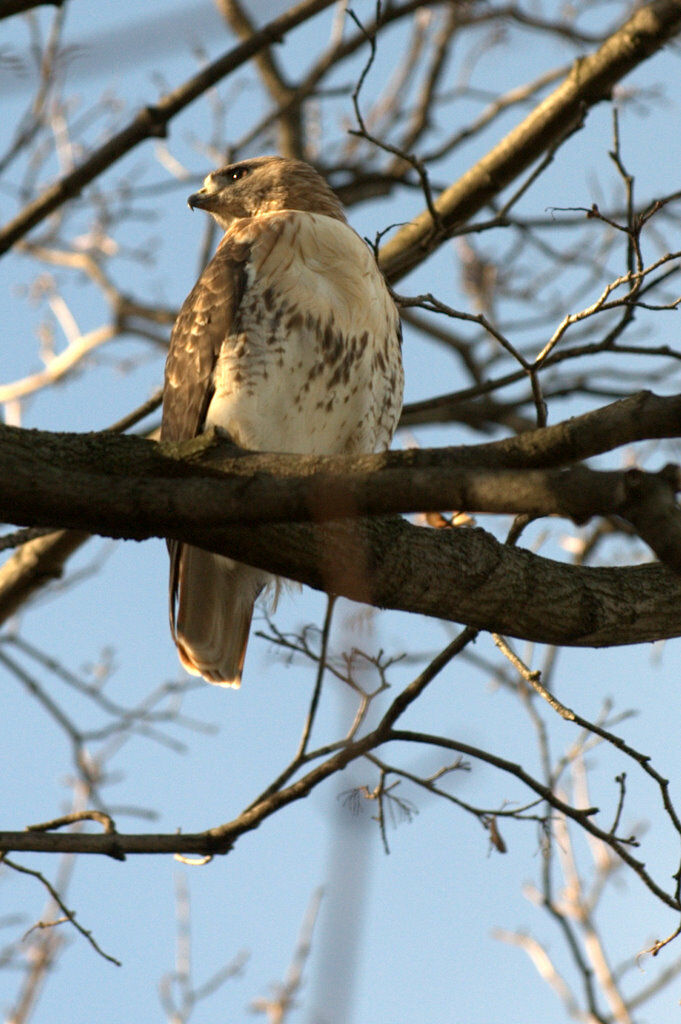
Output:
top-left (186, 155), bottom-right (347, 230)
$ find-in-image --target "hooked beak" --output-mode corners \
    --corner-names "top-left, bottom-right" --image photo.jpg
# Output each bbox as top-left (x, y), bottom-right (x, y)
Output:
top-left (187, 187), bottom-right (213, 211)
top-left (187, 185), bottom-right (222, 210)
top-left (186, 179), bottom-right (237, 230)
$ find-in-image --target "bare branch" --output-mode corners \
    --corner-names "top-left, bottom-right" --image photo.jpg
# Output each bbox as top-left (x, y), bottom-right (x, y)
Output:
top-left (214, 0), bottom-right (303, 158)
top-left (0, 0), bottom-right (336, 256)
top-left (1, 856), bottom-right (121, 966)
top-left (378, 0), bottom-right (681, 281)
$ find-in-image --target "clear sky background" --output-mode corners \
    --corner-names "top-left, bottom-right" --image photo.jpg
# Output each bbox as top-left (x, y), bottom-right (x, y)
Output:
top-left (2, 2), bottom-right (681, 1022)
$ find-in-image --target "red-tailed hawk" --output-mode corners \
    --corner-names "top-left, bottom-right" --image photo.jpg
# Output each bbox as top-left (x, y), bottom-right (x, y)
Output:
top-left (162, 156), bottom-right (403, 687)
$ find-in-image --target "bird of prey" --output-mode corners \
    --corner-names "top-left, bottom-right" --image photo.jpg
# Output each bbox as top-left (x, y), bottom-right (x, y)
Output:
top-left (161, 155), bottom-right (404, 687)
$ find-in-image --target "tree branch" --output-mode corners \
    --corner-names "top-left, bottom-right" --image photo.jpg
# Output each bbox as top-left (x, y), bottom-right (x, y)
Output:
top-left (0, 393), bottom-right (161, 626)
top-left (0, 528), bottom-right (90, 624)
top-left (214, 0), bottom-right (304, 158)
top-left (378, 0), bottom-right (681, 282)
top-left (3, 423), bottom-right (681, 562)
top-left (2, 713), bottom-right (679, 919)
top-left (0, 0), bottom-right (335, 257)
top-left (3, 396), bottom-right (681, 646)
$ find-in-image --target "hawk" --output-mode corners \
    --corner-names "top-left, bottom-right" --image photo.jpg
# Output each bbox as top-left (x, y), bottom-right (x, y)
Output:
top-left (161, 156), bottom-right (404, 687)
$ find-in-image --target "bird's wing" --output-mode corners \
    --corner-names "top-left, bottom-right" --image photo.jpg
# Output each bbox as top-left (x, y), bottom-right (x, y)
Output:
top-left (161, 234), bottom-right (251, 444)
top-left (161, 231), bottom-right (254, 667)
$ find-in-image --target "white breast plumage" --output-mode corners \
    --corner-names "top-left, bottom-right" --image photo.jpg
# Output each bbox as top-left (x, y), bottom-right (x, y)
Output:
top-left (205, 210), bottom-right (403, 456)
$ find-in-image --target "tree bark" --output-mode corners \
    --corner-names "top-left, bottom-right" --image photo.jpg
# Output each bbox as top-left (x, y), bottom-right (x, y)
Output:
top-left (2, 407), bottom-right (681, 647)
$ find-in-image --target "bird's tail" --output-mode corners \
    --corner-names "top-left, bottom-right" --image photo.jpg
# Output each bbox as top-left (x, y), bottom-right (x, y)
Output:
top-left (170, 544), bottom-right (269, 687)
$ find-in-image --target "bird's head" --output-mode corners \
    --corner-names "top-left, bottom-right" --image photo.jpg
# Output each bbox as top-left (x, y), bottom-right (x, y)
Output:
top-left (187, 155), bottom-right (347, 230)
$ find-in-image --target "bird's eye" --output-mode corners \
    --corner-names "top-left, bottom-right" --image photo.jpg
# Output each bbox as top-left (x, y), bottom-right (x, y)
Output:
top-left (229, 166), bottom-right (248, 182)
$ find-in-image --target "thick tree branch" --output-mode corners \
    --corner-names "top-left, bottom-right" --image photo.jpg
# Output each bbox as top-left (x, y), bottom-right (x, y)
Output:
top-left (7, 497), bottom-right (681, 647)
top-left (3, 389), bottom-right (677, 623)
top-left (2, 393), bottom-right (681, 646)
top-left (0, 394), bottom-right (162, 625)
top-left (2, 422), bottom-right (681, 564)
top-left (378, 0), bottom-right (681, 281)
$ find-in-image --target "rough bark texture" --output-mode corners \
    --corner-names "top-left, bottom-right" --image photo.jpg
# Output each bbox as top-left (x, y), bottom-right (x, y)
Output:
top-left (2, 412), bottom-right (681, 647)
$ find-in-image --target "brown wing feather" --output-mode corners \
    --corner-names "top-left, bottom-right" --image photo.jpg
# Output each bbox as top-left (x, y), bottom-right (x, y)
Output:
top-left (162, 235), bottom-right (252, 669)
top-left (161, 236), bottom-right (250, 443)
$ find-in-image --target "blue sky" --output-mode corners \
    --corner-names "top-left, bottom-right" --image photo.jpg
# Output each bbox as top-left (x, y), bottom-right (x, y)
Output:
top-left (3, 2), bottom-right (681, 1022)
